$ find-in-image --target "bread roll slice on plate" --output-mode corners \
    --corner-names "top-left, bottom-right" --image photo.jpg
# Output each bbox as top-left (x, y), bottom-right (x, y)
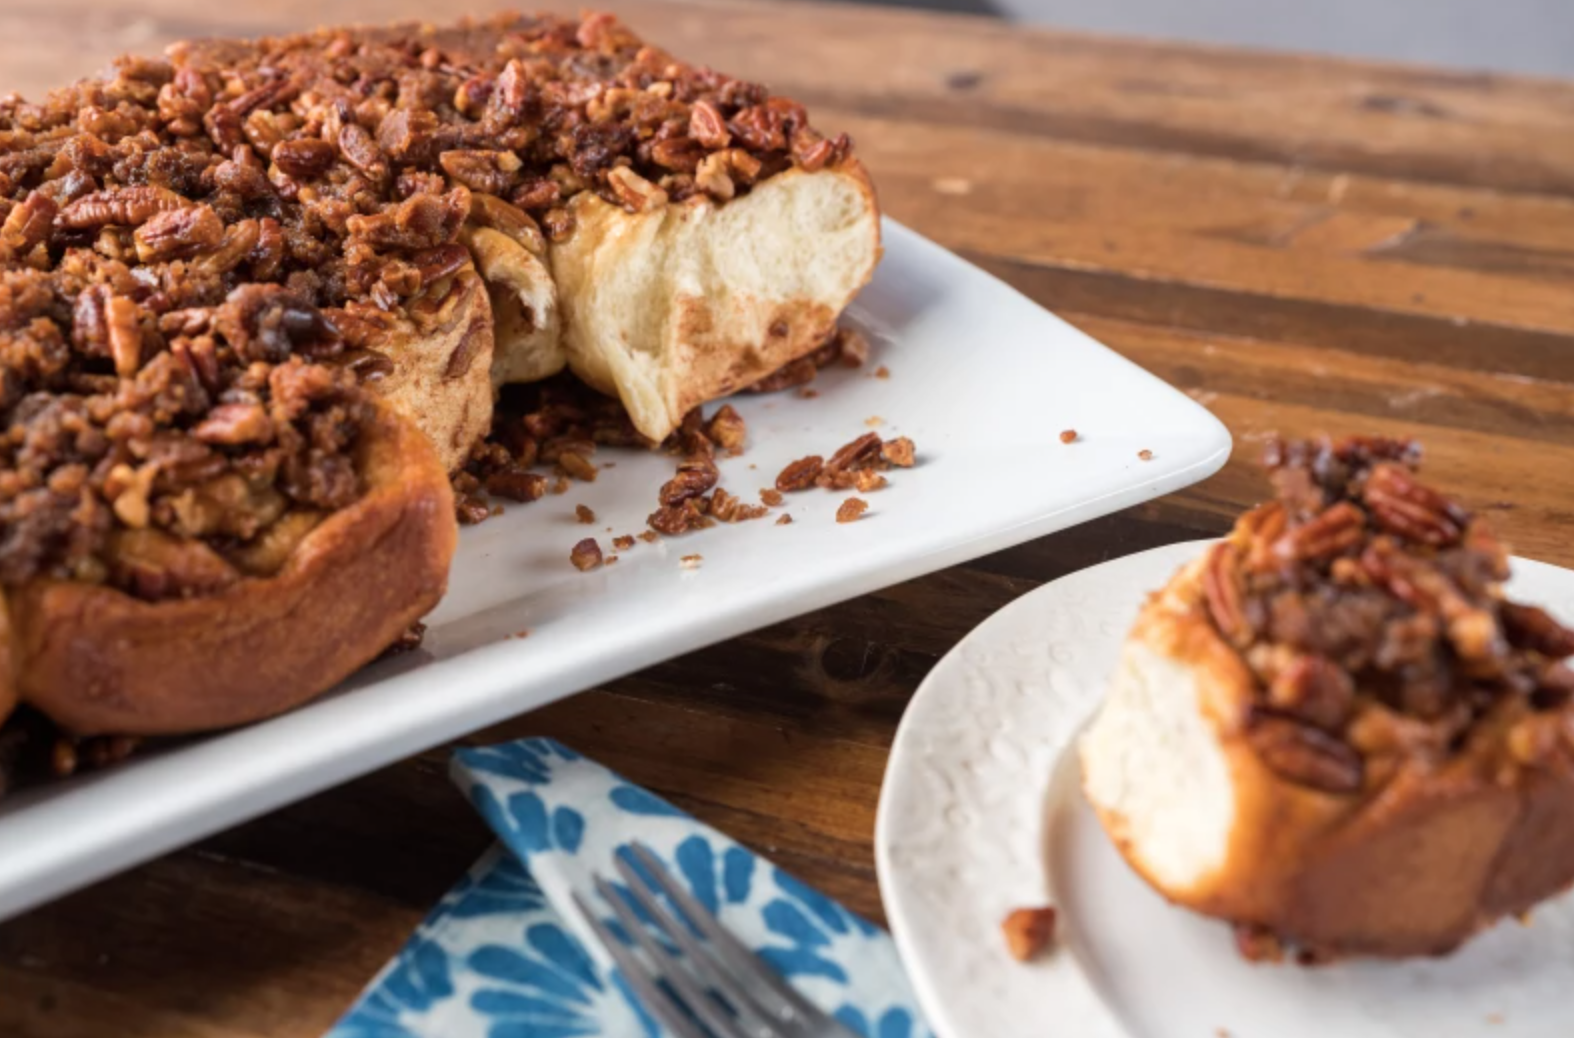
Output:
top-left (1081, 436), bottom-right (1574, 959)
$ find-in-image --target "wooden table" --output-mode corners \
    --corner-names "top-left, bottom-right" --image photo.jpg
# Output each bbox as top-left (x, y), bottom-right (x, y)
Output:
top-left (3, 1), bottom-right (1573, 1033)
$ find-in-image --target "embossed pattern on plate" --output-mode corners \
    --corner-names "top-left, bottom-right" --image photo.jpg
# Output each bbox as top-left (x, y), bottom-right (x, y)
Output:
top-left (876, 541), bottom-right (1574, 1038)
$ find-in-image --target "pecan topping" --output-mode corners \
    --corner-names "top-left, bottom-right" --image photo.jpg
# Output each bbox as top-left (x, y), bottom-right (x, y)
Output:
top-left (133, 204), bottom-right (224, 263)
top-left (1248, 714), bottom-right (1364, 793)
top-left (0, 12), bottom-right (859, 602)
top-left (1210, 436), bottom-right (1574, 786)
top-left (689, 100), bottom-right (731, 150)
top-left (272, 138), bottom-right (338, 179)
top-left (1001, 907), bottom-right (1057, 962)
top-left (836, 497), bottom-right (869, 523)
top-left (776, 455), bottom-right (823, 492)
top-left (661, 457), bottom-right (719, 506)
top-left (881, 437), bottom-right (916, 468)
top-left (58, 185), bottom-right (186, 229)
top-left (1203, 543), bottom-right (1251, 647)
top-left (570, 538), bottom-right (603, 572)
top-left (825, 432), bottom-right (882, 473)
top-left (1501, 603), bottom-right (1574, 660)
top-left (704, 405), bottom-right (746, 452)
top-left (1361, 462), bottom-right (1467, 547)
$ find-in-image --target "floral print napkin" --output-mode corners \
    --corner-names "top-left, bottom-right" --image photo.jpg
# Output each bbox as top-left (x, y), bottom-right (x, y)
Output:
top-left (328, 738), bottom-right (931, 1037)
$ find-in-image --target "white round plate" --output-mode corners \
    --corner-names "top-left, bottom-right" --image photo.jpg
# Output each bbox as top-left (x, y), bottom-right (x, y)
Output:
top-left (876, 540), bottom-right (1574, 1038)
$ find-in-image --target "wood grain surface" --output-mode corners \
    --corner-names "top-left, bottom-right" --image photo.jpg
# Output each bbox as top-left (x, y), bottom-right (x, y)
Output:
top-left (3, 1), bottom-right (1573, 1034)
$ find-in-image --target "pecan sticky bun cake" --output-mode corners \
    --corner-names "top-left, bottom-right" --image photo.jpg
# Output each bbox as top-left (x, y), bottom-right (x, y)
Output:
top-left (0, 13), bottom-right (877, 742)
top-left (1080, 437), bottom-right (1574, 959)
top-left (168, 12), bottom-right (879, 453)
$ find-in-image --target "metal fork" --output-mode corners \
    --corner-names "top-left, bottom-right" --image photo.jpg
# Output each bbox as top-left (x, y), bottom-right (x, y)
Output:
top-left (573, 843), bottom-right (862, 1038)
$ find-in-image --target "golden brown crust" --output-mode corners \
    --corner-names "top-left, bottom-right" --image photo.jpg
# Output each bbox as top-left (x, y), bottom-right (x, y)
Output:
top-left (9, 401), bottom-right (455, 736)
top-left (1096, 554), bottom-right (1574, 958)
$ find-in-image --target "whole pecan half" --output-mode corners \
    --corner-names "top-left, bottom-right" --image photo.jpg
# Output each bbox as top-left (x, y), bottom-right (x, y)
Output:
top-left (1501, 602), bottom-right (1574, 660)
top-left (133, 204), bottom-right (224, 263)
top-left (1204, 542), bottom-right (1252, 647)
top-left (1273, 500), bottom-right (1366, 563)
top-left (272, 138), bottom-right (338, 179)
top-left (660, 457), bottom-right (719, 507)
top-left (825, 431), bottom-right (883, 473)
top-left (1247, 713), bottom-right (1364, 794)
top-left (1361, 462), bottom-right (1468, 547)
top-left (775, 455), bottom-right (823, 492)
top-left (58, 185), bottom-right (186, 229)
top-left (689, 100), bottom-right (731, 150)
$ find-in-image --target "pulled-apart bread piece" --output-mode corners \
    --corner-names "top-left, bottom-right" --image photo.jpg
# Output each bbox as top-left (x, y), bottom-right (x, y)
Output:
top-left (1081, 437), bottom-right (1574, 959)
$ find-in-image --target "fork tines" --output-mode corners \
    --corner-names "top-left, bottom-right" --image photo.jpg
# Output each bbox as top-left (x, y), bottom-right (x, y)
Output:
top-left (573, 842), bottom-right (857, 1038)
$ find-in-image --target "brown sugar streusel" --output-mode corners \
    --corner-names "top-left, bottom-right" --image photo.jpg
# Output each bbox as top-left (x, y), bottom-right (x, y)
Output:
top-left (836, 498), bottom-right (869, 523)
top-left (1138, 449), bottom-right (1154, 461)
top-left (874, 366), bottom-right (891, 379)
top-left (760, 488), bottom-right (785, 507)
top-left (612, 535), bottom-right (636, 551)
top-left (1060, 429), bottom-right (1078, 444)
top-left (776, 514), bottom-right (793, 525)
top-left (680, 554), bottom-right (702, 569)
top-left (638, 530), bottom-right (660, 544)
top-left (569, 538), bottom-right (603, 571)
top-left (575, 504), bottom-right (597, 524)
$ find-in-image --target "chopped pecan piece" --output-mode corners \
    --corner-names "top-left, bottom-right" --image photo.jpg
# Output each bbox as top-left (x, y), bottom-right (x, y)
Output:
top-left (776, 455), bottom-right (823, 491)
top-left (705, 405), bottom-right (747, 452)
top-left (836, 497), bottom-right (869, 524)
top-left (881, 437), bottom-right (916, 468)
top-left (1001, 907), bottom-right (1057, 962)
top-left (570, 538), bottom-right (603, 572)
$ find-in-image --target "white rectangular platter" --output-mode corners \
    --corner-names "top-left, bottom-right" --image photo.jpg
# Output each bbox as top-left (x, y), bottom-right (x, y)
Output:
top-left (0, 219), bottom-right (1230, 919)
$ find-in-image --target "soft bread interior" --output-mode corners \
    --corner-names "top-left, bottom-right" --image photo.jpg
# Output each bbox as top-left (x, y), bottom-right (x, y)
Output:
top-left (1081, 636), bottom-right (1237, 895)
top-left (545, 165), bottom-right (880, 441)
top-left (367, 268), bottom-right (495, 473)
top-left (463, 225), bottom-right (564, 387)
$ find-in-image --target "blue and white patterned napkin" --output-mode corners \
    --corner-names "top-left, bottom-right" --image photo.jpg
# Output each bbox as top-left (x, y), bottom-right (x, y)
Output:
top-left (328, 738), bottom-right (931, 1038)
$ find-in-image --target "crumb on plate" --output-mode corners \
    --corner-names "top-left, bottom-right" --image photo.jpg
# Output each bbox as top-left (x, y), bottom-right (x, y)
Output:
top-left (1001, 906), bottom-right (1057, 962)
top-left (570, 538), bottom-right (603, 572)
top-left (836, 497), bottom-right (869, 523)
